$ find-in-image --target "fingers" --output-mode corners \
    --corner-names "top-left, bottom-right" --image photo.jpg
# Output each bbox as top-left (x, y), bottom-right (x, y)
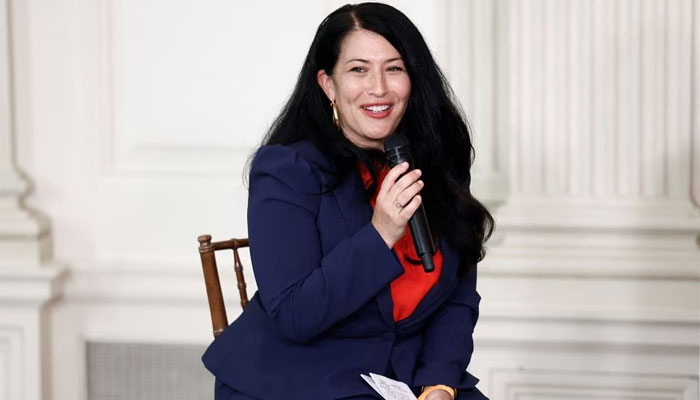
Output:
top-left (395, 179), bottom-right (423, 208)
top-left (379, 162), bottom-right (423, 216)
top-left (380, 162), bottom-right (410, 192)
top-left (380, 162), bottom-right (422, 200)
top-left (390, 168), bottom-right (422, 200)
top-left (399, 194), bottom-right (422, 219)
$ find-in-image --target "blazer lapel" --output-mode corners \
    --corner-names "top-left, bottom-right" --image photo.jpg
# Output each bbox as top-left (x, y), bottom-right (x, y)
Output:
top-left (331, 170), bottom-right (398, 327)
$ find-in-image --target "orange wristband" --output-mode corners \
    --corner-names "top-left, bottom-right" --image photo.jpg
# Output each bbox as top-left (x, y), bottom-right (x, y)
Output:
top-left (417, 385), bottom-right (456, 400)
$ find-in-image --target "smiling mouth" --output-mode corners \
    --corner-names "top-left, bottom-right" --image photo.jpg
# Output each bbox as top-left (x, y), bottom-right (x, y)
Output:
top-left (363, 104), bottom-right (391, 113)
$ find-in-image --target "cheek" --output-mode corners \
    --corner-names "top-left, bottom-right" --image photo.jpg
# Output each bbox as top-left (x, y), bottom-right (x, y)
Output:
top-left (400, 80), bottom-right (411, 100)
top-left (390, 78), bottom-right (411, 102)
top-left (337, 81), bottom-right (363, 103)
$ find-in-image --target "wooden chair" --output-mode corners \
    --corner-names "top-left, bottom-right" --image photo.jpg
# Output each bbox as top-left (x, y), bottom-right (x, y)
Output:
top-left (197, 234), bottom-right (250, 338)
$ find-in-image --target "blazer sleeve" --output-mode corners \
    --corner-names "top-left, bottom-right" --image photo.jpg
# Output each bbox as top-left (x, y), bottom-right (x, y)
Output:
top-left (247, 145), bottom-right (404, 343)
top-left (413, 264), bottom-right (481, 389)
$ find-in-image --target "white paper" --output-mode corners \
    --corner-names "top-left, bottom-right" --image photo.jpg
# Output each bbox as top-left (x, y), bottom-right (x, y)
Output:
top-left (361, 374), bottom-right (382, 394)
top-left (361, 373), bottom-right (417, 400)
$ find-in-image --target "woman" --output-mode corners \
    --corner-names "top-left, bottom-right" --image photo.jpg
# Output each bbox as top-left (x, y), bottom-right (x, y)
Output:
top-left (203, 3), bottom-right (493, 399)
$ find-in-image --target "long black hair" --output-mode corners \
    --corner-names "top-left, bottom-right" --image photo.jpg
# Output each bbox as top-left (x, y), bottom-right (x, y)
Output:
top-left (259, 3), bottom-right (493, 274)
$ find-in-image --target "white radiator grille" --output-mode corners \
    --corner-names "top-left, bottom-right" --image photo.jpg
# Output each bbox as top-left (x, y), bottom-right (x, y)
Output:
top-left (86, 342), bottom-right (214, 400)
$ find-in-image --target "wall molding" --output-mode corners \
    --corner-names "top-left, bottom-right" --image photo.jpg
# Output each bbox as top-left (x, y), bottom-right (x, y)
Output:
top-left (445, 0), bottom-right (510, 208)
top-left (57, 264), bottom-right (699, 348)
top-left (0, 326), bottom-right (23, 400)
top-left (497, 0), bottom-right (695, 201)
top-left (94, 0), bottom-right (258, 178)
top-left (0, 268), bottom-right (65, 400)
top-left (495, 197), bottom-right (700, 230)
top-left (476, 316), bottom-right (699, 350)
top-left (0, 326), bottom-right (22, 400)
top-left (694, 0), bottom-right (700, 207)
top-left (60, 262), bottom-right (253, 308)
top-left (480, 0), bottom-right (700, 280)
top-left (0, 265), bottom-right (65, 304)
top-left (490, 369), bottom-right (699, 400)
top-left (438, 0), bottom-right (700, 282)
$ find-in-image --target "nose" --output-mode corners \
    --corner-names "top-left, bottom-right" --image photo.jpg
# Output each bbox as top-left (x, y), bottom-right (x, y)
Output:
top-left (368, 71), bottom-right (388, 97)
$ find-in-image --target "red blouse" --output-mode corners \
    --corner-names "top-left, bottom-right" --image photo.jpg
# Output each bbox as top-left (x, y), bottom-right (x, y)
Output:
top-left (358, 162), bottom-right (443, 322)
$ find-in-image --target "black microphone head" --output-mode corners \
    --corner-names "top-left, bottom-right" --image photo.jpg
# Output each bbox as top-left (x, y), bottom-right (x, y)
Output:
top-left (383, 132), bottom-right (410, 152)
top-left (384, 132), bottom-right (412, 168)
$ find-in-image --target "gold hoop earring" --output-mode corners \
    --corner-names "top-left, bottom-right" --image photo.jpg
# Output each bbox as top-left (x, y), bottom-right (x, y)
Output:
top-left (331, 100), bottom-right (340, 128)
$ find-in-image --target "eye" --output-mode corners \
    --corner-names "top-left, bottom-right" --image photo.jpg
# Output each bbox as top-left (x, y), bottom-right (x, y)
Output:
top-left (387, 65), bottom-right (405, 72)
top-left (349, 66), bottom-right (366, 73)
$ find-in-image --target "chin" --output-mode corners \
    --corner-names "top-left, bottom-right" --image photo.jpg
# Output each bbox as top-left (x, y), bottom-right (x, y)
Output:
top-left (367, 135), bottom-right (392, 145)
top-left (366, 129), bottom-right (394, 140)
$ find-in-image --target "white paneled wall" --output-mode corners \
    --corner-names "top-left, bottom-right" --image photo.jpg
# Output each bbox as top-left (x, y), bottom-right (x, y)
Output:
top-left (0, 0), bottom-right (698, 399)
top-left (500, 0), bottom-right (695, 207)
top-left (484, 0), bottom-right (699, 279)
top-left (445, 0), bottom-right (509, 206)
top-left (450, 0), bottom-right (700, 398)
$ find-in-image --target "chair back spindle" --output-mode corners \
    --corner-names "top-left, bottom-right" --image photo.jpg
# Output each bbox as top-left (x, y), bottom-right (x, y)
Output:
top-left (197, 234), bottom-right (250, 338)
top-left (232, 244), bottom-right (250, 310)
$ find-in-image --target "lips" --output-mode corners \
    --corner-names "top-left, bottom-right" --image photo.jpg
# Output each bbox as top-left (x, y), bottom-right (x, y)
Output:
top-left (361, 103), bottom-right (392, 118)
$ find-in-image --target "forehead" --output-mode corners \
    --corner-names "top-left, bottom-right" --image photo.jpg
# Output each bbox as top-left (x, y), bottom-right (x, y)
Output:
top-left (337, 29), bottom-right (402, 62)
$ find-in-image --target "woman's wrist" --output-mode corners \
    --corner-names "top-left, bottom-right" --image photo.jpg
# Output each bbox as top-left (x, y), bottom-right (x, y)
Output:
top-left (370, 219), bottom-right (398, 248)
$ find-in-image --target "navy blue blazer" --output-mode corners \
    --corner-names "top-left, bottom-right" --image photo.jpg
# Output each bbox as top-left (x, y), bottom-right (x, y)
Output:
top-left (202, 140), bottom-right (486, 400)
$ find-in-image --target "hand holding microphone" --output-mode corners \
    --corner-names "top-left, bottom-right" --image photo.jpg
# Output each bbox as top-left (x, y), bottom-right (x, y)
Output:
top-left (370, 132), bottom-right (436, 272)
top-left (370, 162), bottom-right (424, 247)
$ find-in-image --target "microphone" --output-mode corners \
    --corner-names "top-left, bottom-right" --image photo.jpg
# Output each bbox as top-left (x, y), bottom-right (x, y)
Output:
top-left (384, 132), bottom-right (436, 273)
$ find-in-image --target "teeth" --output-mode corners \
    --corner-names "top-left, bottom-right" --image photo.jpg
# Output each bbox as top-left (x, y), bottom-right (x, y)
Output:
top-left (364, 105), bottom-right (390, 112)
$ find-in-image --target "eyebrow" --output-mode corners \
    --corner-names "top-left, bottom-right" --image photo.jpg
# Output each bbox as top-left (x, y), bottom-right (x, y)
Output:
top-left (344, 57), bottom-right (403, 65)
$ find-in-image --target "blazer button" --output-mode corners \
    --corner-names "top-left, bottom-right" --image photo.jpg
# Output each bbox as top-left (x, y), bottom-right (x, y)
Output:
top-left (382, 332), bottom-right (395, 341)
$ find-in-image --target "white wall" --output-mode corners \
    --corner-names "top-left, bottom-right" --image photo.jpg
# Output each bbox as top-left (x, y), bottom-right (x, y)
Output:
top-left (1, 0), bottom-right (698, 399)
